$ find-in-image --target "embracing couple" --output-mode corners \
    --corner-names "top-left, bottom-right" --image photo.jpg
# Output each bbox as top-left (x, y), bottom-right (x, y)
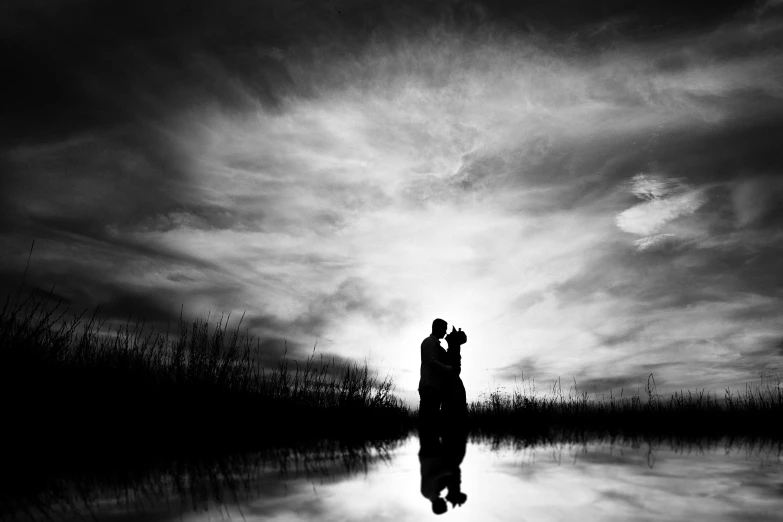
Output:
top-left (418, 318), bottom-right (469, 515)
top-left (418, 318), bottom-right (468, 439)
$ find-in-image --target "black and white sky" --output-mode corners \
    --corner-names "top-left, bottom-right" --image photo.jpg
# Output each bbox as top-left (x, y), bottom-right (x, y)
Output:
top-left (2, 0), bottom-right (782, 402)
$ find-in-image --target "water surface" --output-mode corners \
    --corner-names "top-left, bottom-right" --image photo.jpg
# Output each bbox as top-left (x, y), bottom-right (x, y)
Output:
top-left (19, 437), bottom-right (783, 521)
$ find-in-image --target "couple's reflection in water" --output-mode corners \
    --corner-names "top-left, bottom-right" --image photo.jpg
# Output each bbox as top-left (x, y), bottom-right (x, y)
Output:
top-left (418, 323), bottom-right (469, 515)
top-left (419, 419), bottom-right (468, 515)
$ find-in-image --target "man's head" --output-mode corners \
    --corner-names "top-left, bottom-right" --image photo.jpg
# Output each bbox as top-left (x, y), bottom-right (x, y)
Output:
top-left (431, 318), bottom-right (447, 339)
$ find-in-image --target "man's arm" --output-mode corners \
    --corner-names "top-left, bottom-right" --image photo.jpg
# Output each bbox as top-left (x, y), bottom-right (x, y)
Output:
top-left (423, 338), bottom-right (452, 374)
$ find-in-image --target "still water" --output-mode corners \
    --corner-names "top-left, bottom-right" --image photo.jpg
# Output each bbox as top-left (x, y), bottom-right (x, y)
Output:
top-left (28, 436), bottom-right (783, 522)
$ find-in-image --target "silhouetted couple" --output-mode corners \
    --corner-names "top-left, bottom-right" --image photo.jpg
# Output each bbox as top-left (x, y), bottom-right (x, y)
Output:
top-left (419, 421), bottom-right (468, 515)
top-left (418, 318), bottom-right (468, 514)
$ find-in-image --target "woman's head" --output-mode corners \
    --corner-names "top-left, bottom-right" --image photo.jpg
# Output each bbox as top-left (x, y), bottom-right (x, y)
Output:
top-left (445, 326), bottom-right (467, 347)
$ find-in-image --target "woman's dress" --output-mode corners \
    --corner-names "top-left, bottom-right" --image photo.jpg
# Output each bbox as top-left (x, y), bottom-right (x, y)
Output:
top-left (441, 344), bottom-right (467, 428)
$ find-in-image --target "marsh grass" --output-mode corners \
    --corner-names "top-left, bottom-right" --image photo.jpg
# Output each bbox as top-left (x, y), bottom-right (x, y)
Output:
top-left (0, 289), bottom-right (413, 475)
top-left (0, 287), bottom-right (414, 518)
top-left (467, 374), bottom-right (783, 441)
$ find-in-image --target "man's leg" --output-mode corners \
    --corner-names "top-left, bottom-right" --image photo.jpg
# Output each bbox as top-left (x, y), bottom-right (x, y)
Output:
top-left (419, 386), bottom-right (442, 444)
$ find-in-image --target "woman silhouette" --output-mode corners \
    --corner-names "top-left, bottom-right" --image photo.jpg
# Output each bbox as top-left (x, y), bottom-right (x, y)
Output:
top-left (441, 326), bottom-right (468, 429)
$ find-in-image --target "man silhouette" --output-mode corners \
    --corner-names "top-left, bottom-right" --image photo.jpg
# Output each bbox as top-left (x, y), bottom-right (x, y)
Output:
top-left (418, 318), bottom-right (453, 441)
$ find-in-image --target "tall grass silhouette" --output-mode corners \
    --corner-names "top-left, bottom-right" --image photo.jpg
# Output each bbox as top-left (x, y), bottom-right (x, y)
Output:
top-left (0, 288), bottom-right (413, 470)
top-left (467, 374), bottom-right (783, 442)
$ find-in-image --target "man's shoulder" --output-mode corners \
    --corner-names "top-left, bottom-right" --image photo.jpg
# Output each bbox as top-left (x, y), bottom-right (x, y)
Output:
top-left (421, 335), bottom-right (444, 350)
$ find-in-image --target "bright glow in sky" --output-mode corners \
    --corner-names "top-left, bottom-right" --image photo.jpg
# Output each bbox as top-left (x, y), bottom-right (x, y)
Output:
top-left (2, 1), bottom-right (782, 405)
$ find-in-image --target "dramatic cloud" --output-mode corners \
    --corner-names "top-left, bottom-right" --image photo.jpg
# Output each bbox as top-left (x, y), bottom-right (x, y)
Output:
top-left (1, 0), bottom-right (782, 404)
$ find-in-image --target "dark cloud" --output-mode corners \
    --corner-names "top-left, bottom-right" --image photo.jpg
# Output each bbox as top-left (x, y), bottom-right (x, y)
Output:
top-left (1, 1), bottom-right (301, 144)
top-left (2, 262), bottom-right (181, 324)
top-left (652, 115), bottom-right (783, 185)
top-left (0, 0), bottom-right (766, 144)
top-left (573, 375), bottom-right (644, 397)
top-left (282, 278), bottom-right (410, 339)
top-left (551, 212), bottom-right (783, 311)
top-left (638, 362), bottom-right (687, 376)
top-left (89, 287), bottom-right (184, 326)
top-left (596, 325), bottom-right (646, 347)
top-left (2, 129), bottom-right (193, 227)
top-left (493, 356), bottom-right (541, 382)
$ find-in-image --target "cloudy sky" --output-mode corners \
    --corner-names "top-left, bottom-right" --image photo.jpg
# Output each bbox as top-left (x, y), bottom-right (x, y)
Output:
top-left (2, 0), bottom-right (782, 404)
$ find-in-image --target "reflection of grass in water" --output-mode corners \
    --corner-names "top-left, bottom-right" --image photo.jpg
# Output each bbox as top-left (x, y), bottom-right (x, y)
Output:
top-left (468, 374), bottom-right (783, 441)
top-left (0, 290), bottom-right (413, 518)
top-left (472, 431), bottom-right (782, 458)
top-left (5, 438), bottom-right (402, 521)
top-left (473, 433), bottom-right (782, 474)
top-left (10, 434), bottom-right (780, 521)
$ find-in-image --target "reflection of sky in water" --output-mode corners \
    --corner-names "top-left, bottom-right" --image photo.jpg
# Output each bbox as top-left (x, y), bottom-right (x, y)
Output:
top-left (65, 437), bottom-right (783, 522)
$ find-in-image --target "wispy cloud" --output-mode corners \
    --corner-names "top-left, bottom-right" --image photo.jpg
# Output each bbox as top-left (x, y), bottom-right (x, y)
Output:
top-left (616, 174), bottom-right (707, 250)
